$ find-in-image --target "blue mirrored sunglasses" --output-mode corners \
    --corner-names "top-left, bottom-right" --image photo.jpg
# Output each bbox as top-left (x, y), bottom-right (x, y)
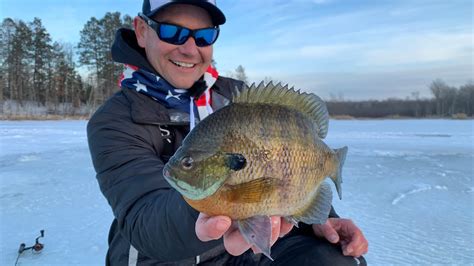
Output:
top-left (138, 13), bottom-right (220, 47)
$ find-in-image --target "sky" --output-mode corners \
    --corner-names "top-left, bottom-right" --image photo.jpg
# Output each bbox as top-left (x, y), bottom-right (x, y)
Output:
top-left (1, 0), bottom-right (472, 100)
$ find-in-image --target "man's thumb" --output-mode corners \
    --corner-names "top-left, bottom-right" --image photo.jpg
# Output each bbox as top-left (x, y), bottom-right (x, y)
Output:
top-left (196, 213), bottom-right (231, 242)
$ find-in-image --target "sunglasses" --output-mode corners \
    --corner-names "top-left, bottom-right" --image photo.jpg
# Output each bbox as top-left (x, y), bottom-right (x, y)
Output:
top-left (138, 13), bottom-right (220, 47)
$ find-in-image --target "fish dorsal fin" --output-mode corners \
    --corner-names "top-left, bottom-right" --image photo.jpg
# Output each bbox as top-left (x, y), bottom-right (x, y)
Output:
top-left (232, 81), bottom-right (329, 138)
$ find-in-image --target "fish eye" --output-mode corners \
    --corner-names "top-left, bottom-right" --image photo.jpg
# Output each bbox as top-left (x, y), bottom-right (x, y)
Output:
top-left (181, 156), bottom-right (194, 170)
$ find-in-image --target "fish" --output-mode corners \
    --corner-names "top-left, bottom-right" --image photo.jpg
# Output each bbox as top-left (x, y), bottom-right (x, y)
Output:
top-left (163, 82), bottom-right (347, 259)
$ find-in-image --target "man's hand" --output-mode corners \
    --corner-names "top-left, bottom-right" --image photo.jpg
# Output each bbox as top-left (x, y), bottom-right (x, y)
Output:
top-left (195, 213), bottom-right (293, 256)
top-left (312, 218), bottom-right (368, 257)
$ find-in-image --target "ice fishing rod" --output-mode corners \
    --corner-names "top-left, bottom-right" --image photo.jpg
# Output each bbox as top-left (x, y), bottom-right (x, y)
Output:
top-left (15, 230), bottom-right (45, 266)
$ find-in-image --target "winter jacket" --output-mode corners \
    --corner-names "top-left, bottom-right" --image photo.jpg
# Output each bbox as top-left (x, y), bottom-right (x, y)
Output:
top-left (87, 28), bottom-right (246, 265)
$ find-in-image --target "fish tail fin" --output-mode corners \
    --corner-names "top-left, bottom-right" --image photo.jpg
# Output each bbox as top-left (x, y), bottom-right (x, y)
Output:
top-left (331, 146), bottom-right (348, 200)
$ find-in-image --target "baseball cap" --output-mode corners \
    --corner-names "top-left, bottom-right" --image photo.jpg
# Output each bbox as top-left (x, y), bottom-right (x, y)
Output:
top-left (142, 0), bottom-right (226, 25)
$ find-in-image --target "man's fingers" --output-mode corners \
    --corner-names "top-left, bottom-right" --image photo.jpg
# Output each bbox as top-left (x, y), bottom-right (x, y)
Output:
top-left (195, 213), bottom-right (231, 242)
top-left (343, 230), bottom-right (369, 257)
top-left (270, 216), bottom-right (281, 245)
top-left (279, 218), bottom-right (294, 237)
top-left (312, 220), bottom-right (340, 243)
top-left (223, 224), bottom-right (252, 256)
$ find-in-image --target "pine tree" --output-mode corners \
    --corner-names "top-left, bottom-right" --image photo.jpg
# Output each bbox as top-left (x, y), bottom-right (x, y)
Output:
top-left (235, 65), bottom-right (248, 84)
top-left (78, 12), bottom-right (133, 107)
top-left (0, 18), bottom-right (17, 101)
top-left (30, 17), bottom-right (52, 104)
top-left (10, 20), bottom-right (34, 103)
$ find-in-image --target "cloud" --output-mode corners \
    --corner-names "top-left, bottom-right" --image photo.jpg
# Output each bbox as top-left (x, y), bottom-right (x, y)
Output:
top-left (247, 64), bottom-right (473, 100)
top-left (299, 44), bottom-right (352, 58)
top-left (312, 0), bottom-right (332, 4)
top-left (362, 32), bottom-right (472, 66)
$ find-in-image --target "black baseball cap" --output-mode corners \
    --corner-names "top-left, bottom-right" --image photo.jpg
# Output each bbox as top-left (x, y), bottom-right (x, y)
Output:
top-left (142, 0), bottom-right (226, 25)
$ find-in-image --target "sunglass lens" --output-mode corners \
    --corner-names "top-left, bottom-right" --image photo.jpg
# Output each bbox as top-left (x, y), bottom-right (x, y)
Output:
top-left (159, 24), bottom-right (190, 45)
top-left (194, 28), bottom-right (219, 47)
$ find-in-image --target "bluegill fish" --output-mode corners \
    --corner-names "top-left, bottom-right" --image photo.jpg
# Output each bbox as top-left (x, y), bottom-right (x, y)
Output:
top-left (163, 82), bottom-right (347, 259)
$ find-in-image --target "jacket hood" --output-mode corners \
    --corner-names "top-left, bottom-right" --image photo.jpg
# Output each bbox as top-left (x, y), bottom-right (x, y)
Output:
top-left (111, 28), bottom-right (157, 74)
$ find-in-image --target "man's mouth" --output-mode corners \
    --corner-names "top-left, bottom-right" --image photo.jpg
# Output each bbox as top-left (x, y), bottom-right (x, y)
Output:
top-left (170, 60), bottom-right (195, 68)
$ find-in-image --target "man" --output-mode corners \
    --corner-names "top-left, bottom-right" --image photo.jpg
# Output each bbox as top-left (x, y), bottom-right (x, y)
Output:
top-left (87, 1), bottom-right (368, 265)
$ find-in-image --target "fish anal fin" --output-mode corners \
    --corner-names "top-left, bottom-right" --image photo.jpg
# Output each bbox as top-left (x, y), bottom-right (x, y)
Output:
top-left (291, 182), bottom-right (333, 225)
top-left (237, 216), bottom-right (273, 260)
top-left (222, 177), bottom-right (279, 203)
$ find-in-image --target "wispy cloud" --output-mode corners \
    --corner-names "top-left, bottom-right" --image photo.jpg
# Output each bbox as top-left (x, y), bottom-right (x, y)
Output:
top-left (250, 64), bottom-right (473, 100)
top-left (362, 32), bottom-right (472, 66)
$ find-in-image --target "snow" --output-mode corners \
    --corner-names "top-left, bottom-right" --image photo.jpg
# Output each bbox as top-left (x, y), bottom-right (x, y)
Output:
top-left (1, 119), bottom-right (473, 265)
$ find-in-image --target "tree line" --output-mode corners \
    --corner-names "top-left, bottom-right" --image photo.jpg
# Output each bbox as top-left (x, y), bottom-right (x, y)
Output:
top-left (0, 14), bottom-right (472, 119)
top-left (327, 79), bottom-right (474, 118)
top-left (0, 13), bottom-right (132, 117)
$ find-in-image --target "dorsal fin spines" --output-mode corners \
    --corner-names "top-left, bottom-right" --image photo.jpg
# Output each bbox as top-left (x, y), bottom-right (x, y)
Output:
top-left (232, 81), bottom-right (329, 139)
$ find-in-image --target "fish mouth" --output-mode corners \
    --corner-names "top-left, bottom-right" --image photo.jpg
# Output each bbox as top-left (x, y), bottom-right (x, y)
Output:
top-left (162, 166), bottom-right (172, 181)
top-left (162, 165), bottom-right (224, 201)
top-left (163, 166), bottom-right (186, 191)
top-left (162, 165), bottom-right (206, 200)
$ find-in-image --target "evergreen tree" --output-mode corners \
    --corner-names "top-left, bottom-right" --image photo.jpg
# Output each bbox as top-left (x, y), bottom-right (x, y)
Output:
top-left (235, 65), bottom-right (248, 84)
top-left (78, 12), bottom-right (133, 107)
top-left (10, 20), bottom-right (34, 103)
top-left (0, 18), bottom-right (17, 101)
top-left (30, 17), bottom-right (52, 104)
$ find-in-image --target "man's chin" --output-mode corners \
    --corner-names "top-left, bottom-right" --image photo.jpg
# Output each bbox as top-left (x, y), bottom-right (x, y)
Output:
top-left (168, 79), bottom-right (196, 90)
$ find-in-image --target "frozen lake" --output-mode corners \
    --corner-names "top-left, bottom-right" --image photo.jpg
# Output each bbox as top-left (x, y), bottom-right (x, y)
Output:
top-left (1, 119), bottom-right (473, 265)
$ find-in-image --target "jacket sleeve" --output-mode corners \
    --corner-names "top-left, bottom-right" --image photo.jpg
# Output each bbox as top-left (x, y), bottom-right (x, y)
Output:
top-left (87, 101), bottom-right (222, 262)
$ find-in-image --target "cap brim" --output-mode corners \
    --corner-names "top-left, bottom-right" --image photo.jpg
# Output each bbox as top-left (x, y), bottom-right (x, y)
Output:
top-left (148, 1), bottom-right (226, 25)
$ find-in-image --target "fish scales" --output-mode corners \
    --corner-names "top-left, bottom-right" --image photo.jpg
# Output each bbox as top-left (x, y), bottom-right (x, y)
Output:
top-left (182, 103), bottom-right (338, 220)
top-left (163, 83), bottom-right (347, 259)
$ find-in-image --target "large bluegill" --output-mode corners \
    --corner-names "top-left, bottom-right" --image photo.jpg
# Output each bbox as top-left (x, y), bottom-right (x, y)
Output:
top-left (163, 83), bottom-right (347, 259)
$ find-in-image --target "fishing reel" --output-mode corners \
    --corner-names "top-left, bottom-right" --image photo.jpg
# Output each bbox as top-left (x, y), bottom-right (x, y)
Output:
top-left (15, 230), bottom-right (45, 265)
top-left (18, 230), bottom-right (45, 254)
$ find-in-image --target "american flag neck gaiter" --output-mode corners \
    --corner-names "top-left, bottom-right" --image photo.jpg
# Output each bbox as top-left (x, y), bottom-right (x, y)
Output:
top-left (119, 64), bottom-right (218, 128)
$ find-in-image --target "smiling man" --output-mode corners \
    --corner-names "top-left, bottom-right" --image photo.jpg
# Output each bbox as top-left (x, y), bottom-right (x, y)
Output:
top-left (87, 1), bottom-right (368, 265)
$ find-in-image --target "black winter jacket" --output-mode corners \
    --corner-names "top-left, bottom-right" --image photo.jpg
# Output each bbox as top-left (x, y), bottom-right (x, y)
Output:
top-left (88, 76), bottom-right (242, 265)
top-left (88, 28), bottom-right (246, 265)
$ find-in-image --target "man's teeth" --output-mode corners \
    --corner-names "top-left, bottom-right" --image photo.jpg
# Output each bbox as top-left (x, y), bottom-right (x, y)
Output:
top-left (172, 60), bottom-right (195, 68)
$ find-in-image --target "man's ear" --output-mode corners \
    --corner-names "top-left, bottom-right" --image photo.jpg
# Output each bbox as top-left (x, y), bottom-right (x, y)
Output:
top-left (134, 16), bottom-right (147, 48)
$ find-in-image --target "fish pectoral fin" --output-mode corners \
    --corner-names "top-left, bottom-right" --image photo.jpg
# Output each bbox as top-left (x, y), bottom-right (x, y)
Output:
top-left (225, 153), bottom-right (247, 171)
top-left (291, 181), bottom-right (333, 225)
top-left (223, 177), bottom-right (278, 203)
top-left (237, 216), bottom-right (273, 260)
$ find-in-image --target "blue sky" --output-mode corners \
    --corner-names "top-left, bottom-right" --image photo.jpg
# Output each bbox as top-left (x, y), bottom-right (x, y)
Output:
top-left (1, 0), bottom-right (472, 100)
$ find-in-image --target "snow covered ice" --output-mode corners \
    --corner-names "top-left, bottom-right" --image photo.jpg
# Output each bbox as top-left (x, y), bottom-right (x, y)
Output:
top-left (1, 119), bottom-right (473, 265)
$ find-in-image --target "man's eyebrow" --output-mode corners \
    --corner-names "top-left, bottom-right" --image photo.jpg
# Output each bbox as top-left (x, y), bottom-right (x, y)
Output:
top-left (153, 16), bottom-right (214, 29)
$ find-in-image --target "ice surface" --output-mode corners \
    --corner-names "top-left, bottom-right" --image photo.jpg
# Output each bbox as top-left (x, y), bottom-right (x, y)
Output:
top-left (1, 119), bottom-right (473, 265)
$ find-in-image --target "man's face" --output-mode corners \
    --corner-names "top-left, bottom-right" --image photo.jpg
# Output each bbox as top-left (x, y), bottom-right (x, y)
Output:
top-left (136, 4), bottom-right (214, 89)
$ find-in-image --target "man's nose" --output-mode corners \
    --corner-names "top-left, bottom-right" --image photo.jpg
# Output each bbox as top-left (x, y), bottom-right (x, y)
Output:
top-left (178, 37), bottom-right (199, 56)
